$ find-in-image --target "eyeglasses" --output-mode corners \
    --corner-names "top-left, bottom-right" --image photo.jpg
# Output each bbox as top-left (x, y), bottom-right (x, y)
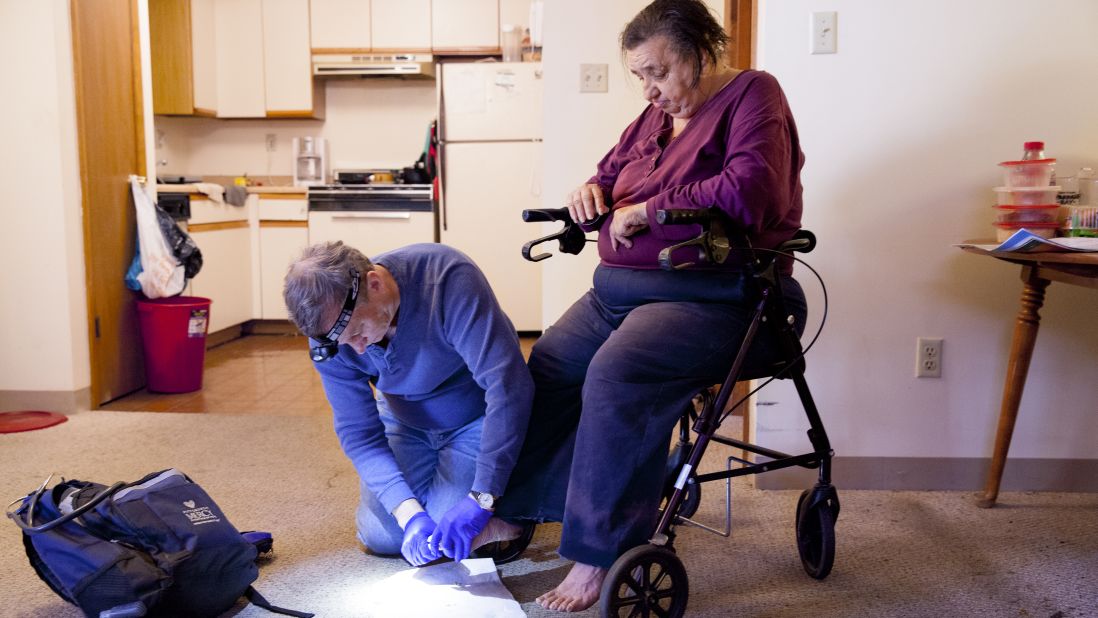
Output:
top-left (309, 269), bottom-right (360, 362)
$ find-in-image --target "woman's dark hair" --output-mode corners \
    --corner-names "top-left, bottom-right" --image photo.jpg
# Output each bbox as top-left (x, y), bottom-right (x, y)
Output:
top-left (621, 0), bottom-right (728, 87)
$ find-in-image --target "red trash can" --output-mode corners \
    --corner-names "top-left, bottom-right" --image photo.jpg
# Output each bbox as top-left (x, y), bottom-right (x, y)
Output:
top-left (136, 296), bottom-right (212, 393)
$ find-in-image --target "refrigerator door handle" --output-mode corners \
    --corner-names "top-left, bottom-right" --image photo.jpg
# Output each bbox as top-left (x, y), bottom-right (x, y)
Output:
top-left (436, 61), bottom-right (448, 233)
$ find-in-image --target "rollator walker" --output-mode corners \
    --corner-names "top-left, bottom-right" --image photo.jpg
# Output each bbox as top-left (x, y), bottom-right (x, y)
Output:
top-left (519, 206), bottom-right (840, 618)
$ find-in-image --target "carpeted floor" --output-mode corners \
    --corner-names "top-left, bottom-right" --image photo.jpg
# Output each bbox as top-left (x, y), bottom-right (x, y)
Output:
top-left (2, 410), bottom-right (1096, 617)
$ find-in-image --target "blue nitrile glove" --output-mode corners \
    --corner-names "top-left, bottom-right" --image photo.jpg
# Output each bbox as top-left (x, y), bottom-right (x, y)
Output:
top-left (401, 512), bottom-right (439, 566)
top-left (431, 496), bottom-right (493, 562)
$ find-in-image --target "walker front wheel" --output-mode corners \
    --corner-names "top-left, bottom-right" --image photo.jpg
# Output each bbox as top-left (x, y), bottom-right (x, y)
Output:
top-left (795, 487), bottom-right (837, 579)
top-left (599, 545), bottom-right (688, 618)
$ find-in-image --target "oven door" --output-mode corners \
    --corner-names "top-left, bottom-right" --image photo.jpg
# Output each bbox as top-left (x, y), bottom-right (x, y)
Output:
top-left (307, 210), bottom-right (435, 256)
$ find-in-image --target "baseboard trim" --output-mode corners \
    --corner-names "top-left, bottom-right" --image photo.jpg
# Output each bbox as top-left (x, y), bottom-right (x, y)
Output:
top-left (753, 456), bottom-right (1098, 492)
top-left (0, 388), bottom-right (91, 414)
top-left (243, 319), bottom-right (301, 336)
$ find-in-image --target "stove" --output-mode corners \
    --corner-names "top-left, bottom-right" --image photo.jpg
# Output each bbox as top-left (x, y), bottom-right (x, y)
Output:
top-left (308, 169), bottom-right (432, 212)
top-left (307, 169), bottom-right (436, 254)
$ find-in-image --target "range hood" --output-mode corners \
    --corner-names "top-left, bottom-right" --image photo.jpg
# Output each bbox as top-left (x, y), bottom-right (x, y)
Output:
top-left (312, 53), bottom-right (435, 78)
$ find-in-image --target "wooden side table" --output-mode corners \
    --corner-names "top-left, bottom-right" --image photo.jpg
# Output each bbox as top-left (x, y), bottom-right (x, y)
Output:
top-left (960, 243), bottom-right (1098, 507)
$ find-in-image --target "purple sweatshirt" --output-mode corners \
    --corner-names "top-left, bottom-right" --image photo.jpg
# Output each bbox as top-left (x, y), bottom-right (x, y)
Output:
top-left (588, 70), bottom-right (805, 272)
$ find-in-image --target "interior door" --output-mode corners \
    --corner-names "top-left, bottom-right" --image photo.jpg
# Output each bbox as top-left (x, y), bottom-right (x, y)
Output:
top-left (71, 0), bottom-right (147, 405)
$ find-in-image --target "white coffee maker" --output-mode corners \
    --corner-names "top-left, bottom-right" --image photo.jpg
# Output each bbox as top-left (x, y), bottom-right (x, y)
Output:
top-left (292, 137), bottom-right (328, 187)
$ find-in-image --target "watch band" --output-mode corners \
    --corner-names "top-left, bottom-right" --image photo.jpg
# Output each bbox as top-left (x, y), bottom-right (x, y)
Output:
top-left (470, 491), bottom-right (496, 510)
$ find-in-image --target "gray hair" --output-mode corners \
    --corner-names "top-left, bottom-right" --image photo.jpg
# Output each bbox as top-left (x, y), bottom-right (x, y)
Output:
top-left (283, 241), bottom-right (374, 338)
top-left (621, 0), bottom-right (729, 88)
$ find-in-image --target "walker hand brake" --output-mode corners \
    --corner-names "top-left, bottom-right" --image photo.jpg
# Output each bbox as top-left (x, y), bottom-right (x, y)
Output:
top-left (521, 208), bottom-right (599, 262)
top-left (655, 207), bottom-right (732, 270)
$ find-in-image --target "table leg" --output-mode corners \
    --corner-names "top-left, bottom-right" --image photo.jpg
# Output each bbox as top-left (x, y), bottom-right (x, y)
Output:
top-left (978, 266), bottom-right (1049, 508)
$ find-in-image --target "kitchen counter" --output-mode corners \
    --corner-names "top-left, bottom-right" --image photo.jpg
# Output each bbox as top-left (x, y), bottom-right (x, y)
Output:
top-left (155, 183), bottom-right (305, 196)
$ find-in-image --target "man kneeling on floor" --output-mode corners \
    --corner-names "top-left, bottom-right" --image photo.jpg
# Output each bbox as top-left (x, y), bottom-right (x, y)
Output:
top-left (284, 241), bottom-right (531, 565)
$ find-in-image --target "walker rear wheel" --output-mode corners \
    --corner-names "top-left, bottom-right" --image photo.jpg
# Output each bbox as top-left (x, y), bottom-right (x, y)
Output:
top-left (599, 545), bottom-right (688, 618)
top-left (795, 487), bottom-right (837, 579)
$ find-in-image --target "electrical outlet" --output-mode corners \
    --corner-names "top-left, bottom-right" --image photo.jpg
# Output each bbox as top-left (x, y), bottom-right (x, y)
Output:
top-left (265, 133), bottom-right (277, 152)
top-left (916, 337), bottom-right (943, 378)
top-left (811, 11), bottom-right (837, 55)
top-left (579, 63), bottom-right (608, 93)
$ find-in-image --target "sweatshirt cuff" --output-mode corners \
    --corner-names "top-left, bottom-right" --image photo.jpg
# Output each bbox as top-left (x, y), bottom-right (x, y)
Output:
top-left (376, 482), bottom-right (416, 514)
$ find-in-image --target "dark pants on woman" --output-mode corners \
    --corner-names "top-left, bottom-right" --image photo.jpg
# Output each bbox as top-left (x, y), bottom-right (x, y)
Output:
top-left (496, 264), bottom-right (807, 569)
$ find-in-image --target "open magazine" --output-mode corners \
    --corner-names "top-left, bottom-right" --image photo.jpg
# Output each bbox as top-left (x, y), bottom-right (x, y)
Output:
top-left (961, 229), bottom-right (1098, 253)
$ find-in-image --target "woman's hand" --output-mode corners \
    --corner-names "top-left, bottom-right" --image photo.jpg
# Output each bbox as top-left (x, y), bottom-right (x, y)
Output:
top-left (609, 203), bottom-right (649, 251)
top-left (566, 183), bottom-right (608, 225)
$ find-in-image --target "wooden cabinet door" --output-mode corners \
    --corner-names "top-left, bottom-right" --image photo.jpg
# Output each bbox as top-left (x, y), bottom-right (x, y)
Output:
top-left (213, 0), bottom-right (266, 117)
top-left (372, 0), bottom-right (431, 52)
top-left (311, 0), bottom-right (371, 50)
top-left (262, 0), bottom-right (314, 114)
top-left (432, 0), bottom-right (499, 53)
top-left (150, 0), bottom-right (195, 115)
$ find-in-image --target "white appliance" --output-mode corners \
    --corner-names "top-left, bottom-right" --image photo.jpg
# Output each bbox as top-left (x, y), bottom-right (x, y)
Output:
top-left (307, 172), bottom-right (434, 257)
top-left (312, 53), bottom-right (436, 78)
top-left (438, 62), bottom-right (544, 331)
top-left (292, 137), bottom-right (328, 187)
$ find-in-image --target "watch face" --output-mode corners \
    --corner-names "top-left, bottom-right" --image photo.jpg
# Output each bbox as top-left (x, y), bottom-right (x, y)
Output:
top-left (476, 492), bottom-right (494, 509)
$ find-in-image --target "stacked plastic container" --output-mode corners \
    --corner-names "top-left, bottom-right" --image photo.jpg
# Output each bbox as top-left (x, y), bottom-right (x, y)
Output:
top-left (993, 142), bottom-right (1059, 241)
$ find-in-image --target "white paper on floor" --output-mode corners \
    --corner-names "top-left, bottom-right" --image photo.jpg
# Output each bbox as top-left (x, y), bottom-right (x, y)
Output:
top-left (344, 558), bottom-right (525, 617)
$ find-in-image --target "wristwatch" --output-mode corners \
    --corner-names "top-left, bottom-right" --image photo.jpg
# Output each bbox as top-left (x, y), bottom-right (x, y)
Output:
top-left (470, 491), bottom-right (496, 511)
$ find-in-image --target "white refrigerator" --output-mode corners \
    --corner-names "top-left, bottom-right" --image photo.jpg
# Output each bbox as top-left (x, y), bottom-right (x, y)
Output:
top-left (438, 62), bottom-right (544, 331)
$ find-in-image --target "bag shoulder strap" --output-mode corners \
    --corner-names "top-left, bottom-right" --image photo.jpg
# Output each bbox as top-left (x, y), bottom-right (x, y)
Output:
top-left (245, 586), bottom-right (314, 618)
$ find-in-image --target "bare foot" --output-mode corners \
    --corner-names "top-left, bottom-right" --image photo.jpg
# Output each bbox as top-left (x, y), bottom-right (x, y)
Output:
top-left (536, 562), bottom-right (607, 612)
top-left (471, 517), bottom-right (523, 551)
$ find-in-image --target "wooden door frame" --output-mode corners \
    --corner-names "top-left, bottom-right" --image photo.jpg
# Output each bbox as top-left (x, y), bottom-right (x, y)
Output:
top-left (725, 0), bottom-right (756, 69)
top-left (73, 0), bottom-right (147, 407)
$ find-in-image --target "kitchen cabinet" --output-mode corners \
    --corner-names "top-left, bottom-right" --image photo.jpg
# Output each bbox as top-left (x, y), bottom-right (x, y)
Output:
top-left (150, 0), bottom-right (320, 118)
top-left (188, 196), bottom-right (254, 333)
top-left (311, 0), bottom-right (433, 52)
top-left (372, 0), bottom-right (432, 52)
top-left (432, 0), bottom-right (499, 53)
top-left (310, 0), bottom-right (372, 50)
top-left (261, 0), bottom-right (316, 115)
top-left (257, 196), bottom-right (309, 320)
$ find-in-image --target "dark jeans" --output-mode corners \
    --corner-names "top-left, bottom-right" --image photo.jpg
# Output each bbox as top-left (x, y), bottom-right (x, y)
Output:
top-left (496, 264), bottom-right (807, 568)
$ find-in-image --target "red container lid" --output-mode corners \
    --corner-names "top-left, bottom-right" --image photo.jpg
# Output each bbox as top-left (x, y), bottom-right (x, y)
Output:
top-left (993, 203), bottom-right (1060, 210)
top-left (1023, 141), bottom-right (1045, 150)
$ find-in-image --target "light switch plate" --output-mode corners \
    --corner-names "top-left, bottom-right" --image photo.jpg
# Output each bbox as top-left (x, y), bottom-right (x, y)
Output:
top-left (580, 63), bottom-right (608, 93)
top-left (811, 11), bottom-right (837, 55)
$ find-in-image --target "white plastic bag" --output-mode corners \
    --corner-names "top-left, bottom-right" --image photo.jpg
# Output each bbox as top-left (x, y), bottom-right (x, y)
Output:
top-left (130, 175), bottom-right (185, 298)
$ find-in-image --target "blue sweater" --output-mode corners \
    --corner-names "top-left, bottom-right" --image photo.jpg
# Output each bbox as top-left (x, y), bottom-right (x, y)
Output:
top-left (313, 244), bottom-right (534, 513)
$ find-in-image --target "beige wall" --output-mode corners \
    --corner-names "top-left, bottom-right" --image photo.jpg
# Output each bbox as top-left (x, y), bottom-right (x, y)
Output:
top-left (754, 0), bottom-right (1098, 461)
top-left (0, 1), bottom-right (89, 395)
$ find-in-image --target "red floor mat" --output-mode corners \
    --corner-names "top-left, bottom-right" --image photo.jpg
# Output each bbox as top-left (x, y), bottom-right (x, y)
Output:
top-left (0, 411), bottom-right (68, 434)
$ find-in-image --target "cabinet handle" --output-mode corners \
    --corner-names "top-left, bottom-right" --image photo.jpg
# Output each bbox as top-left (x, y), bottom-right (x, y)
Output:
top-left (331, 212), bottom-right (412, 220)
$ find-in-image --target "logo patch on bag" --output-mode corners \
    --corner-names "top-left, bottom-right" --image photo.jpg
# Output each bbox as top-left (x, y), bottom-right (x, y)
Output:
top-left (182, 501), bottom-right (220, 525)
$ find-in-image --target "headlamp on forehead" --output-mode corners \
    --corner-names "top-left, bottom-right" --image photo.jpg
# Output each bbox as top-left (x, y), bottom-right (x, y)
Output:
top-left (309, 269), bottom-right (360, 362)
